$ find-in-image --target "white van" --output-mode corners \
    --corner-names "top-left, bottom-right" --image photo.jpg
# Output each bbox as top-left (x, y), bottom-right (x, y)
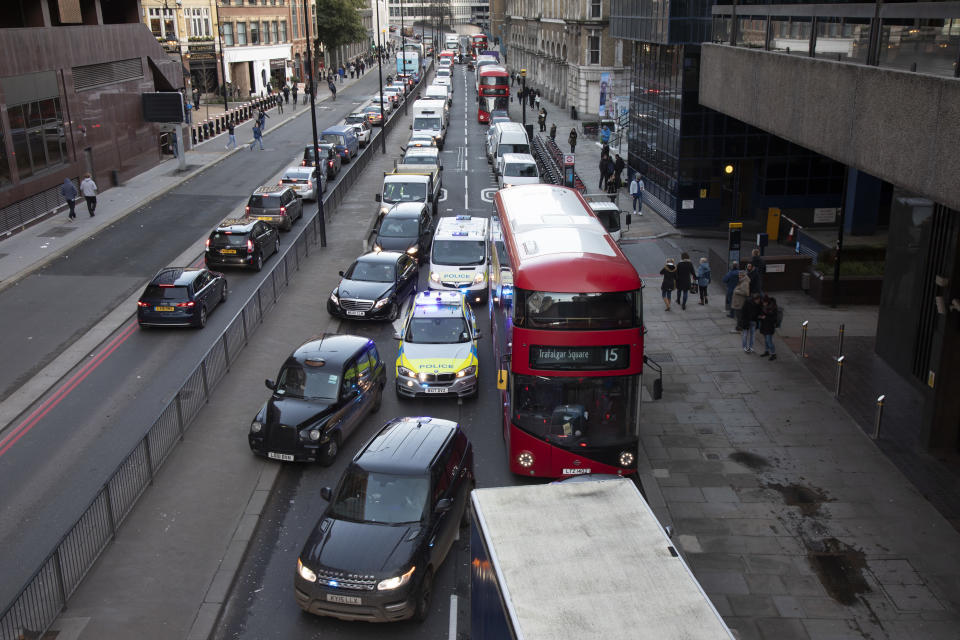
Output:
top-left (492, 123), bottom-right (530, 176)
top-left (429, 215), bottom-right (490, 305)
top-left (498, 153), bottom-right (540, 189)
top-left (425, 83), bottom-right (451, 106)
top-left (444, 35), bottom-right (460, 53)
top-left (411, 98), bottom-right (448, 149)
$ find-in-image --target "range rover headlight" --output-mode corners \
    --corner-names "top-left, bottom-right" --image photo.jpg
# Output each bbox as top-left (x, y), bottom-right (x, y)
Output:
top-left (297, 558), bottom-right (317, 582)
top-left (377, 566), bottom-right (416, 590)
top-left (406, 245), bottom-right (419, 255)
top-left (250, 420), bottom-right (263, 433)
top-left (456, 365), bottom-right (477, 378)
top-left (309, 429), bottom-right (321, 441)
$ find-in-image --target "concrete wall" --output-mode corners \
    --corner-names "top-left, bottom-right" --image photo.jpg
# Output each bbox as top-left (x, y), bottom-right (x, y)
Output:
top-left (699, 44), bottom-right (960, 212)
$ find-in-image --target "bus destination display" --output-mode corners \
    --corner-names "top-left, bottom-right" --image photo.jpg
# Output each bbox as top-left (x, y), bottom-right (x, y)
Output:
top-left (529, 345), bottom-right (629, 370)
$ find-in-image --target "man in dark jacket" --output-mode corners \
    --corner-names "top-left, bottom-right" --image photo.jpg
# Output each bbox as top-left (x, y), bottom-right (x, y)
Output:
top-left (750, 248), bottom-right (765, 294)
top-left (721, 262), bottom-right (740, 318)
top-left (675, 252), bottom-right (696, 310)
top-left (742, 292), bottom-right (763, 353)
top-left (746, 262), bottom-right (760, 295)
top-left (613, 154), bottom-right (625, 189)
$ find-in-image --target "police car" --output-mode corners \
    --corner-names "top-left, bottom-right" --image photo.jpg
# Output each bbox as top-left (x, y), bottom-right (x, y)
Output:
top-left (394, 290), bottom-right (480, 398)
top-left (428, 215), bottom-right (490, 304)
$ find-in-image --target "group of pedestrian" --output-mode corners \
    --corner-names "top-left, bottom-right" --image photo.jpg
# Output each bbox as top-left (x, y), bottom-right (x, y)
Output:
top-left (723, 251), bottom-right (778, 360)
top-left (659, 253), bottom-right (710, 311)
top-left (61, 174), bottom-right (98, 219)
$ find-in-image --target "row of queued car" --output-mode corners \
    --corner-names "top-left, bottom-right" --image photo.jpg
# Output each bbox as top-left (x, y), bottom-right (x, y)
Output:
top-left (246, 65), bottom-right (477, 624)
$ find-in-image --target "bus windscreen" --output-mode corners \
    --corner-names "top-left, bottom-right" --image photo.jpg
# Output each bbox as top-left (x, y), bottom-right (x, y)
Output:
top-left (515, 290), bottom-right (641, 329)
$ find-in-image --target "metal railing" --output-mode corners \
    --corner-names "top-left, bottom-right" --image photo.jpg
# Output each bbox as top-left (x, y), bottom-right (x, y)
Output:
top-left (0, 68), bottom-right (424, 640)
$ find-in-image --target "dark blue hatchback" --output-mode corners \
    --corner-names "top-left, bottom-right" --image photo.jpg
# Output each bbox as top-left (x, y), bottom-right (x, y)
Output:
top-left (137, 267), bottom-right (227, 328)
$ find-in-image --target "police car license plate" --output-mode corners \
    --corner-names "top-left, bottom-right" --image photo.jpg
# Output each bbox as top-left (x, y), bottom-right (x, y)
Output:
top-left (326, 594), bottom-right (362, 605)
top-left (268, 452), bottom-right (295, 462)
top-left (346, 310), bottom-right (365, 316)
top-left (425, 388), bottom-right (447, 394)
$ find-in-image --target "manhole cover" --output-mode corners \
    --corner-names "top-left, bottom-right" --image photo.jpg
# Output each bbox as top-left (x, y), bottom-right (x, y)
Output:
top-left (808, 537), bottom-right (870, 606)
top-left (38, 226), bottom-right (75, 238)
top-left (729, 450), bottom-right (770, 471)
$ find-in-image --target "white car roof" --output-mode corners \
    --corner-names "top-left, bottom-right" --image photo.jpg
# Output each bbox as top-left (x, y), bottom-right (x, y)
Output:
top-left (501, 153), bottom-right (536, 164)
top-left (434, 215), bottom-right (489, 240)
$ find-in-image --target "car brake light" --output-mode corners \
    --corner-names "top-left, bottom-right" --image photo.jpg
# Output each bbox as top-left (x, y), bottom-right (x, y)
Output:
top-left (245, 206), bottom-right (250, 213)
top-left (328, 161), bottom-right (333, 167)
top-left (280, 207), bottom-right (286, 216)
top-left (205, 238), bottom-right (210, 249)
top-left (137, 300), bottom-right (150, 307)
top-left (175, 301), bottom-right (195, 308)
top-left (307, 180), bottom-right (313, 188)
top-left (247, 239), bottom-right (254, 252)
top-left (159, 284), bottom-right (174, 287)
top-left (301, 160), bottom-right (306, 166)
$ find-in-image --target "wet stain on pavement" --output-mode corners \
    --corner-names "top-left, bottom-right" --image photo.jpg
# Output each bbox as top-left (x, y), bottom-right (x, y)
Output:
top-left (729, 450), bottom-right (770, 471)
top-left (807, 537), bottom-right (871, 606)
top-left (766, 482), bottom-right (832, 517)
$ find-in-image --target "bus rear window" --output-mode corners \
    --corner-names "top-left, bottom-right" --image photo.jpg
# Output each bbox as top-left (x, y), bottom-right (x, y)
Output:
top-left (514, 289), bottom-right (641, 329)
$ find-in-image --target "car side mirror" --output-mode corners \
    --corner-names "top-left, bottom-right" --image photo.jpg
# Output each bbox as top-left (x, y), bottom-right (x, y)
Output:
top-left (375, 194), bottom-right (381, 202)
top-left (439, 166), bottom-right (443, 171)
top-left (338, 270), bottom-right (345, 277)
top-left (435, 498), bottom-right (452, 513)
top-left (320, 487), bottom-right (332, 501)
top-left (474, 330), bottom-right (482, 339)
top-left (393, 331), bottom-right (402, 340)
top-left (265, 378), bottom-right (276, 390)
top-left (409, 124), bottom-right (412, 130)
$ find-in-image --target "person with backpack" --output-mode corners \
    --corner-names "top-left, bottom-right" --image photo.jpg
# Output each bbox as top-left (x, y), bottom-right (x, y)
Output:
top-left (696, 257), bottom-right (711, 305)
top-left (758, 296), bottom-right (779, 361)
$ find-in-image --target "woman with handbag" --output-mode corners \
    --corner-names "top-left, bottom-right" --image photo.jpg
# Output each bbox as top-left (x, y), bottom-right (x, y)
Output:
top-left (696, 257), bottom-right (711, 305)
top-left (659, 259), bottom-right (678, 312)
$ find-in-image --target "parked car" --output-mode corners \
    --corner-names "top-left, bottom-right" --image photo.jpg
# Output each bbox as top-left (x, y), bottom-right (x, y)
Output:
top-left (295, 416), bottom-right (474, 621)
top-left (205, 218), bottom-right (280, 272)
top-left (244, 184), bottom-right (303, 231)
top-left (137, 267), bottom-right (227, 328)
top-left (302, 144), bottom-right (342, 179)
top-left (327, 251), bottom-right (419, 321)
top-left (248, 334), bottom-right (387, 465)
top-left (280, 165), bottom-right (324, 200)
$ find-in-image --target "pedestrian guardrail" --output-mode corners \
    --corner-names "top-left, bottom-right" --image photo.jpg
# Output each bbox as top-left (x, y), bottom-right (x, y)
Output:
top-left (0, 70), bottom-right (424, 640)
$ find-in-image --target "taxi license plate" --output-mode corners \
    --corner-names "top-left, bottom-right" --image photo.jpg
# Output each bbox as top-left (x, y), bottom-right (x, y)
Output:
top-left (155, 306), bottom-right (175, 312)
top-left (268, 452), bottom-right (295, 462)
top-left (326, 594), bottom-right (362, 605)
top-left (258, 216), bottom-right (273, 222)
top-left (425, 388), bottom-right (447, 394)
top-left (346, 310), bottom-right (365, 316)
top-left (220, 249), bottom-right (237, 254)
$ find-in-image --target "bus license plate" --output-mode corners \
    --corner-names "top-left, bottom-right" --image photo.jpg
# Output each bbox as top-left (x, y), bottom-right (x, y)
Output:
top-left (346, 310), bottom-right (365, 316)
top-left (425, 388), bottom-right (447, 394)
top-left (562, 468), bottom-right (592, 475)
top-left (326, 594), bottom-right (362, 605)
top-left (268, 452), bottom-right (295, 461)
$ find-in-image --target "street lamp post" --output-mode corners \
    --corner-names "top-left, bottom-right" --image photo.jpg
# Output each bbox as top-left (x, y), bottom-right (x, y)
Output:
top-left (374, 8), bottom-right (387, 154)
top-left (520, 68), bottom-right (527, 128)
top-left (215, 1), bottom-right (229, 112)
top-left (303, 0), bottom-right (327, 246)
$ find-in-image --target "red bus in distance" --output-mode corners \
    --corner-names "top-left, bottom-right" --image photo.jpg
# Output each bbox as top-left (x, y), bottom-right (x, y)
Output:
top-left (478, 66), bottom-right (509, 123)
top-left (489, 184), bottom-right (647, 479)
top-left (471, 34), bottom-right (489, 57)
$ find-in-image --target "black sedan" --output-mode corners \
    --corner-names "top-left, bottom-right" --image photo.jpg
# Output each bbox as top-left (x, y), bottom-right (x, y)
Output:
top-left (137, 267), bottom-right (227, 328)
top-left (248, 334), bottom-right (386, 465)
top-left (327, 251), bottom-right (419, 321)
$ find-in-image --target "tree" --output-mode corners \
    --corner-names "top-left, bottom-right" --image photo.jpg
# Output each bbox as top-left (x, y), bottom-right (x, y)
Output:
top-left (312, 0), bottom-right (367, 71)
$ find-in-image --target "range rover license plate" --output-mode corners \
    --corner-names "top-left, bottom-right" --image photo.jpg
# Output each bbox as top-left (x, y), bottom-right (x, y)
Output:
top-left (326, 594), bottom-right (362, 605)
top-left (267, 452), bottom-right (294, 461)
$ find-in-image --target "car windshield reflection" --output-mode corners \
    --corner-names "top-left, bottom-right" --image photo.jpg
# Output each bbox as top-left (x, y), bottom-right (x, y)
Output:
top-left (329, 469), bottom-right (429, 524)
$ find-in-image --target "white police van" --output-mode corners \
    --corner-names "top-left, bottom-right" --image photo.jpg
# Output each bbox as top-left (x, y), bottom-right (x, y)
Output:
top-left (428, 215), bottom-right (490, 304)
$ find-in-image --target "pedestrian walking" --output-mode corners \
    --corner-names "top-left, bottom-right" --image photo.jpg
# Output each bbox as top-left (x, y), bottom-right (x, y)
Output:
top-left (750, 248), bottom-right (766, 294)
top-left (660, 259), bottom-right (677, 311)
top-left (630, 174), bottom-right (644, 214)
top-left (613, 154), bottom-right (624, 189)
top-left (349, 64), bottom-right (355, 79)
top-left (696, 257), bottom-right (711, 305)
top-left (528, 90), bottom-right (535, 108)
top-left (745, 262), bottom-right (760, 295)
top-left (535, 92), bottom-right (541, 109)
top-left (758, 296), bottom-right (778, 360)
top-left (722, 262), bottom-right (740, 318)
top-left (249, 123), bottom-right (264, 150)
top-left (568, 128), bottom-right (578, 153)
top-left (605, 173), bottom-right (618, 202)
top-left (328, 79), bottom-right (337, 100)
top-left (511, 73), bottom-right (517, 86)
top-left (292, 84), bottom-right (299, 104)
top-left (276, 94), bottom-right (284, 114)
top-left (731, 271), bottom-right (750, 333)
top-left (537, 108), bottom-right (547, 132)
top-left (225, 121), bottom-right (237, 149)
top-left (61, 178), bottom-right (78, 219)
top-left (600, 124), bottom-right (611, 145)
top-left (192, 88), bottom-right (200, 111)
top-left (79, 173), bottom-right (98, 217)
top-left (283, 85), bottom-right (290, 103)
top-left (675, 252), bottom-right (695, 310)
top-left (741, 292), bottom-right (762, 353)
top-left (598, 157), bottom-right (610, 190)
top-left (184, 101), bottom-right (193, 125)
top-left (549, 122), bottom-right (557, 141)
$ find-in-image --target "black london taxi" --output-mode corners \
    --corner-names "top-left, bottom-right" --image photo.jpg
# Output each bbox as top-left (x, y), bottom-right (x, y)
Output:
top-left (204, 218), bottom-right (280, 272)
top-left (295, 416), bottom-right (474, 622)
top-left (248, 334), bottom-right (386, 465)
top-left (137, 267), bottom-right (227, 329)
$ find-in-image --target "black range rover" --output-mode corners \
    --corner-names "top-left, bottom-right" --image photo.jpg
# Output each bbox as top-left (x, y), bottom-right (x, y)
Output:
top-left (248, 334), bottom-right (386, 465)
top-left (295, 416), bottom-right (474, 622)
top-left (205, 218), bottom-right (280, 271)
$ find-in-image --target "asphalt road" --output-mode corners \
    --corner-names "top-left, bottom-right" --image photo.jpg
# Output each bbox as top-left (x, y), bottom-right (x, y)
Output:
top-left (211, 63), bottom-right (517, 639)
top-left (0, 68), bottom-right (407, 606)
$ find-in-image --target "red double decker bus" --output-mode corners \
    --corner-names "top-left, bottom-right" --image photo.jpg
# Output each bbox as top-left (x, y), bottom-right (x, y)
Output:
top-left (478, 66), bottom-right (509, 123)
top-left (489, 185), bottom-right (646, 479)
top-left (470, 33), bottom-right (488, 57)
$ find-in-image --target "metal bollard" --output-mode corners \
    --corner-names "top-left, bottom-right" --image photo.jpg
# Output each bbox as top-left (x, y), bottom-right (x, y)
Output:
top-left (834, 355), bottom-right (845, 398)
top-left (800, 320), bottom-right (809, 358)
top-left (191, 126), bottom-right (197, 145)
top-left (872, 395), bottom-right (885, 439)
top-left (837, 323), bottom-right (845, 359)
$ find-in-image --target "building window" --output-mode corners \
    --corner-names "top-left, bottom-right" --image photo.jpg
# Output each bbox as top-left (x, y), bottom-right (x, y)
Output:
top-left (148, 8), bottom-right (177, 40)
top-left (588, 34), bottom-right (600, 64)
top-left (0, 121), bottom-right (10, 188)
top-left (263, 20), bottom-right (271, 44)
top-left (590, 0), bottom-right (601, 19)
top-left (188, 8), bottom-right (211, 37)
top-left (280, 21), bottom-right (287, 42)
top-left (272, 21), bottom-right (279, 43)
top-left (223, 22), bottom-right (234, 46)
top-left (237, 21), bottom-right (247, 45)
top-left (292, 4), bottom-right (299, 38)
top-left (250, 21), bottom-right (260, 45)
top-left (7, 98), bottom-right (67, 180)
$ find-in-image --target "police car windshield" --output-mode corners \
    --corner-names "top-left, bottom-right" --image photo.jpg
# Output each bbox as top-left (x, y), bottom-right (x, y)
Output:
top-left (431, 239), bottom-right (485, 266)
top-left (406, 316), bottom-right (470, 343)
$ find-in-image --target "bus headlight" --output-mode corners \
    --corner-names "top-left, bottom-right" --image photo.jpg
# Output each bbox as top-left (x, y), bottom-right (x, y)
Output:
top-left (298, 558), bottom-right (317, 582)
top-left (517, 451), bottom-right (534, 468)
top-left (473, 271), bottom-right (485, 284)
top-left (456, 365), bottom-right (477, 378)
top-left (619, 451), bottom-right (635, 467)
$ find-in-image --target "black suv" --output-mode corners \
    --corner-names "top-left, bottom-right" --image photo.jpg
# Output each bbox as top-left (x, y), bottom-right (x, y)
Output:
top-left (248, 334), bottom-right (386, 465)
top-left (295, 416), bottom-right (474, 622)
top-left (373, 203), bottom-right (432, 263)
top-left (137, 267), bottom-right (227, 328)
top-left (244, 185), bottom-right (303, 231)
top-left (205, 218), bottom-right (280, 271)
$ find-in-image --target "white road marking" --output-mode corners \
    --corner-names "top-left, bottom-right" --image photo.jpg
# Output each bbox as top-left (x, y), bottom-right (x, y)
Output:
top-left (464, 175), bottom-right (469, 209)
top-left (480, 188), bottom-right (497, 203)
top-left (448, 594), bottom-right (459, 640)
top-left (439, 188), bottom-right (448, 202)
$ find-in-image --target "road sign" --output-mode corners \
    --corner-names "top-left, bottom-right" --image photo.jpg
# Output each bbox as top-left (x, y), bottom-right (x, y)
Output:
top-left (563, 154), bottom-right (575, 166)
top-left (142, 92), bottom-right (185, 123)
